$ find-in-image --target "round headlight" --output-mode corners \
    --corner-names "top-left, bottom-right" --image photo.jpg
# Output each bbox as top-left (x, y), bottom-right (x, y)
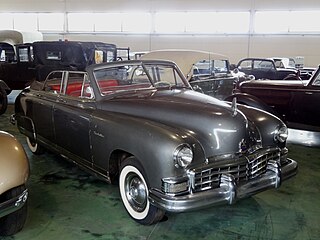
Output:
top-left (174, 145), bottom-right (193, 168)
top-left (274, 125), bottom-right (288, 143)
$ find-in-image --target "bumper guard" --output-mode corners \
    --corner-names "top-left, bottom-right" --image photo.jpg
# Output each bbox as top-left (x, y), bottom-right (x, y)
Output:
top-left (0, 189), bottom-right (28, 218)
top-left (149, 158), bottom-right (297, 212)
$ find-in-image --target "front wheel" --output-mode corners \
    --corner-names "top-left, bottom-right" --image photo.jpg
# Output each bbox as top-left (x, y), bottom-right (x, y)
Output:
top-left (26, 136), bottom-right (44, 155)
top-left (119, 156), bottom-right (165, 225)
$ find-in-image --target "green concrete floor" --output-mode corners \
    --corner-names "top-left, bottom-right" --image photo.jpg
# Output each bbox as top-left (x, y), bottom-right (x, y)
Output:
top-left (0, 104), bottom-right (319, 240)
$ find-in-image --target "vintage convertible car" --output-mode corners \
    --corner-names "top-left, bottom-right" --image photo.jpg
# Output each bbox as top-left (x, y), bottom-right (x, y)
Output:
top-left (227, 66), bottom-right (320, 131)
top-left (0, 131), bottom-right (29, 236)
top-left (141, 50), bottom-right (239, 100)
top-left (13, 60), bottom-right (297, 225)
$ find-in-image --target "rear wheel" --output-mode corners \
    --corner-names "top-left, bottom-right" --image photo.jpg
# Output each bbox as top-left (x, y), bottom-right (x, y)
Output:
top-left (26, 136), bottom-right (44, 154)
top-left (0, 87), bottom-right (8, 115)
top-left (119, 156), bottom-right (165, 225)
top-left (0, 185), bottom-right (28, 236)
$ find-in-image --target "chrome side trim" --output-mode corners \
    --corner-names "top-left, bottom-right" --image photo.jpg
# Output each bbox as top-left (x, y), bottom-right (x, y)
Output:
top-left (0, 189), bottom-right (28, 218)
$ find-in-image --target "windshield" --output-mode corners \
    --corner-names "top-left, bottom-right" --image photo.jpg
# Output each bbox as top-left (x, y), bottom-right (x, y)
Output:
top-left (193, 59), bottom-right (229, 77)
top-left (93, 63), bottom-right (188, 96)
top-left (274, 58), bottom-right (296, 68)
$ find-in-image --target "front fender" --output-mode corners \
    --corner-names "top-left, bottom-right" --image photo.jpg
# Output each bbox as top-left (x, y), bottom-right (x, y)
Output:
top-left (90, 111), bottom-right (205, 189)
top-left (225, 93), bottom-right (278, 117)
top-left (237, 105), bottom-right (286, 148)
top-left (0, 131), bottom-right (29, 195)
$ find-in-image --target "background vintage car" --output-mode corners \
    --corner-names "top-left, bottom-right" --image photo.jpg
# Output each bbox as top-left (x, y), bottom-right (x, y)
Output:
top-left (0, 131), bottom-right (29, 236)
top-left (13, 60), bottom-right (297, 225)
top-left (227, 66), bottom-right (320, 132)
top-left (237, 58), bottom-right (300, 80)
top-left (0, 36), bottom-right (119, 115)
top-left (141, 50), bottom-right (239, 100)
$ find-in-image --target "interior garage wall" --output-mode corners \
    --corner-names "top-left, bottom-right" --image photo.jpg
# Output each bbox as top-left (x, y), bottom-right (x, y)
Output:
top-left (1, 0), bottom-right (320, 66)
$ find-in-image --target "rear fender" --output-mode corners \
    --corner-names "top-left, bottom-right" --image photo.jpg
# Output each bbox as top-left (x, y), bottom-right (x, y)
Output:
top-left (15, 115), bottom-right (36, 140)
top-left (0, 80), bottom-right (10, 91)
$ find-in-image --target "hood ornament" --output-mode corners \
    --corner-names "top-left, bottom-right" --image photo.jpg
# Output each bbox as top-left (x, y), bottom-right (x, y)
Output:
top-left (231, 97), bottom-right (237, 117)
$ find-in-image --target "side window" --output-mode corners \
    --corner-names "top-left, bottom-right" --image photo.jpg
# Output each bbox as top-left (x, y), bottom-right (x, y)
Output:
top-left (65, 72), bottom-right (93, 99)
top-left (18, 46), bottom-right (33, 62)
top-left (43, 71), bottom-right (64, 94)
top-left (239, 60), bottom-right (252, 70)
top-left (254, 60), bottom-right (274, 70)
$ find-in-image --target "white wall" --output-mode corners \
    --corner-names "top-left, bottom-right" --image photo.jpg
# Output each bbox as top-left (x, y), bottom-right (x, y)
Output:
top-left (2, 0), bottom-right (320, 66)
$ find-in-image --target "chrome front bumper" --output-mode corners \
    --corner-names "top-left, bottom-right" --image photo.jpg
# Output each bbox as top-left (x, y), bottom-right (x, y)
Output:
top-left (149, 158), bottom-right (297, 212)
top-left (0, 189), bottom-right (28, 218)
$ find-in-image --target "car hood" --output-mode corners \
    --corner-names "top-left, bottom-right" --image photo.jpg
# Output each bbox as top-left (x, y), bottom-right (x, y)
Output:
top-left (98, 89), bottom-right (262, 157)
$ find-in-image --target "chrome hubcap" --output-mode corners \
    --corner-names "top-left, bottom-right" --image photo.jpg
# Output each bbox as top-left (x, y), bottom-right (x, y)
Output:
top-left (125, 173), bottom-right (147, 212)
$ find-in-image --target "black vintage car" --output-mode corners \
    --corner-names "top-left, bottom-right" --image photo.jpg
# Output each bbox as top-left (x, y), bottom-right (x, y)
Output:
top-left (237, 58), bottom-right (300, 80)
top-left (0, 41), bottom-right (118, 115)
top-left (228, 66), bottom-right (320, 131)
top-left (12, 60), bottom-right (297, 225)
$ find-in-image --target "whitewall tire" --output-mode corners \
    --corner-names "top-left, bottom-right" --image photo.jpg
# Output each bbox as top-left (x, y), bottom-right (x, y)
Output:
top-left (119, 157), bottom-right (165, 225)
top-left (26, 136), bottom-right (44, 155)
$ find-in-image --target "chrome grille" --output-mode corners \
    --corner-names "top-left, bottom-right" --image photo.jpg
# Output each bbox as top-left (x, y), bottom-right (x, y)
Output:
top-left (192, 149), bottom-right (280, 192)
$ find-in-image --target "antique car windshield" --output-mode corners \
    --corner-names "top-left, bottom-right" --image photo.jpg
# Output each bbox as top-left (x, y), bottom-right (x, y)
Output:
top-left (193, 59), bottom-right (229, 77)
top-left (93, 63), bottom-right (188, 96)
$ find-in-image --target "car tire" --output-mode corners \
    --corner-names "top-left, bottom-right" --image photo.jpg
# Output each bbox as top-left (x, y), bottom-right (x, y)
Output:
top-left (0, 185), bottom-right (28, 236)
top-left (119, 156), bottom-right (165, 225)
top-left (26, 136), bottom-right (44, 155)
top-left (0, 87), bottom-right (8, 115)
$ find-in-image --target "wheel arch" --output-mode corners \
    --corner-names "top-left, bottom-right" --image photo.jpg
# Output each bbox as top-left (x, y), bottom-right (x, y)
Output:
top-left (108, 149), bottom-right (132, 184)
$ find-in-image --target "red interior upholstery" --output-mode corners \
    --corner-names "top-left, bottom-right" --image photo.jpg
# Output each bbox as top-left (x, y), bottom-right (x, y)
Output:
top-left (47, 79), bottom-right (150, 97)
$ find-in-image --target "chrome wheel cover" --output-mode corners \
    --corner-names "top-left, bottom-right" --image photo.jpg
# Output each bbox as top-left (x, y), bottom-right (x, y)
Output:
top-left (124, 173), bottom-right (147, 212)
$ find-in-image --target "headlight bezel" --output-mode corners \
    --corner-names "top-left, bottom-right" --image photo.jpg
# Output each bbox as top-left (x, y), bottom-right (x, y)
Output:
top-left (274, 125), bottom-right (288, 143)
top-left (173, 144), bottom-right (193, 168)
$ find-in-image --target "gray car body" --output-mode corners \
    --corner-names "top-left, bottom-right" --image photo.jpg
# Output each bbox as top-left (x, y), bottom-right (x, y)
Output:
top-left (14, 60), bottom-right (297, 212)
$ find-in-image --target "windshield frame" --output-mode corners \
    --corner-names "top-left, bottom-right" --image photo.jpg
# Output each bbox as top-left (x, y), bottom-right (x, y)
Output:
top-left (91, 60), bottom-right (192, 97)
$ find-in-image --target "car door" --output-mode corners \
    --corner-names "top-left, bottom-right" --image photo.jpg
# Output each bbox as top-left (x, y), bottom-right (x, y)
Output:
top-left (53, 71), bottom-right (96, 166)
top-left (253, 60), bottom-right (277, 79)
top-left (290, 75), bottom-right (320, 128)
top-left (31, 71), bottom-right (64, 143)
